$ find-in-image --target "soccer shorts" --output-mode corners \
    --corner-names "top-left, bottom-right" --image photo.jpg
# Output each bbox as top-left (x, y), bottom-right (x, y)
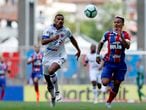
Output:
top-left (89, 70), bottom-right (101, 82)
top-left (31, 71), bottom-right (42, 79)
top-left (0, 76), bottom-right (6, 87)
top-left (43, 57), bottom-right (66, 75)
top-left (101, 61), bottom-right (127, 81)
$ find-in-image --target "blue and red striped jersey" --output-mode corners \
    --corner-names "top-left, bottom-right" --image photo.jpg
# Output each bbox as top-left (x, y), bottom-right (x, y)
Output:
top-left (100, 31), bottom-right (130, 63)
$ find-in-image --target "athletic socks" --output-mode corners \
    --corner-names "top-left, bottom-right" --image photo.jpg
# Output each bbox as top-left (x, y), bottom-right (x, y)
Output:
top-left (93, 86), bottom-right (98, 102)
top-left (50, 74), bottom-right (59, 93)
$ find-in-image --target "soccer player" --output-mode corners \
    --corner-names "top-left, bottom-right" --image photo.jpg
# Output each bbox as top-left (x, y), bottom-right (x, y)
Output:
top-left (0, 56), bottom-right (10, 100)
top-left (96, 16), bottom-right (130, 108)
top-left (136, 59), bottom-right (146, 102)
top-left (41, 13), bottom-right (81, 107)
top-left (84, 44), bottom-right (103, 104)
top-left (27, 44), bottom-right (43, 103)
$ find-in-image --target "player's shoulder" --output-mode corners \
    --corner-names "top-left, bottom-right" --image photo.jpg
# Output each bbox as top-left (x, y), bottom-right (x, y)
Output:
top-left (122, 31), bottom-right (131, 39)
top-left (104, 31), bottom-right (112, 35)
top-left (122, 31), bottom-right (129, 35)
top-left (43, 24), bottom-right (53, 30)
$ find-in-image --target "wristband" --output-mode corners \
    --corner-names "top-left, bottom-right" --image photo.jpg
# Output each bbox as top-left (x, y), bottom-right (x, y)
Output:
top-left (96, 54), bottom-right (100, 58)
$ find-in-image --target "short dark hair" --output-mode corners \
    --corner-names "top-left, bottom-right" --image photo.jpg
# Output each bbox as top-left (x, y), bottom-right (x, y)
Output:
top-left (55, 13), bottom-right (64, 19)
top-left (115, 16), bottom-right (125, 24)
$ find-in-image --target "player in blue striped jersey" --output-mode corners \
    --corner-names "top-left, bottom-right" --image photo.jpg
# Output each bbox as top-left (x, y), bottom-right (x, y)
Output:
top-left (96, 16), bottom-right (131, 108)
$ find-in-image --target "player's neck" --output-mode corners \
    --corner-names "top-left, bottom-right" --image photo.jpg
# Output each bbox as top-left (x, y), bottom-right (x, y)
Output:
top-left (53, 24), bottom-right (63, 30)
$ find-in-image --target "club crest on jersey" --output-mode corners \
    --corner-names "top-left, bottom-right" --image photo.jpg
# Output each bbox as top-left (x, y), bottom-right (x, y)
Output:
top-left (60, 34), bottom-right (64, 38)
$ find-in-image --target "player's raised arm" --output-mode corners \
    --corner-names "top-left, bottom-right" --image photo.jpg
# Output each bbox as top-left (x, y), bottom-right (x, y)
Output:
top-left (120, 32), bottom-right (130, 49)
top-left (69, 36), bottom-right (81, 60)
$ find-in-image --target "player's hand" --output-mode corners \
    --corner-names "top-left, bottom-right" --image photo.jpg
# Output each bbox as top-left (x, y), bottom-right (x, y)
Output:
top-left (53, 35), bottom-right (59, 41)
top-left (96, 56), bottom-right (101, 64)
top-left (116, 28), bottom-right (122, 38)
top-left (75, 50), bottom-right (81, 60)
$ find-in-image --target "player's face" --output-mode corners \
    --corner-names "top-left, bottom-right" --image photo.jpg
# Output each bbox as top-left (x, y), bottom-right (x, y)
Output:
top-left (34, 46), bottom-right (40, 53)
top-left (90, 45), bottom-right (96, 53)
top-left (54, 15), bottom-right (64, 29)
top-left (113, 17), bottom-right (124, 30)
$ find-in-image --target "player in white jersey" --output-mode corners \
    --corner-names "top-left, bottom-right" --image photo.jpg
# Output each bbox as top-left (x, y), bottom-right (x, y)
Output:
top-left (84, 44), bottom-right (103, 104)
top-left (41, 13), bottom-right (81, 107)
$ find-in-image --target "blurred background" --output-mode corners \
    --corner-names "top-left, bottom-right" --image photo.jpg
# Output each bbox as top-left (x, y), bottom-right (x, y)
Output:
top-left (0, 0), bottom-right (145, 102)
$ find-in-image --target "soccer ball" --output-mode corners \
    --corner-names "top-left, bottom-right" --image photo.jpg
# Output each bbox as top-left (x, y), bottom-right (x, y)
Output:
top-left (84, 4), bottom-right (97, 18)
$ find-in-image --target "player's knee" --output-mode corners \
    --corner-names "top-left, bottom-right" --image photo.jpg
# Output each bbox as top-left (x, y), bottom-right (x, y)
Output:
top-left (92, 81), bottom-right (96, 86)
top-left (102, 78), bottom-right (110, 86)
top-left (48, 69), bottom-right (54, 75)
top-left (34, 78), bottom-right (38, 82)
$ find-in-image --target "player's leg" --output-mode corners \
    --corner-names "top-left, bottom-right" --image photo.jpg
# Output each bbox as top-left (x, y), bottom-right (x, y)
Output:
top-left (90, 71), bottom-right (99, 103)
top-left (33, 77), bottom-right (40, 103)
top-left (91, 81), bottom-right (98, 104)
top-left (96, 73), bottom-right (102, 89)
top-left (107, 69), bottom-right (127, 105)
top-left (31, 72), bottom-right (40, 103)
top-left (48, 62), bottom-right (63, 102)
top-left (0, 77), bottom-right (6, 100)
top-left (101, 63), bottom-right (113, 108)
top-left (107, 80), bottom-right (121, 103)
top-left (50, 58), bottom-right (66, 102)
top-left (137, 87), bottom-right (142, 102)
top-left (43, 64), bottom-right (56, 107)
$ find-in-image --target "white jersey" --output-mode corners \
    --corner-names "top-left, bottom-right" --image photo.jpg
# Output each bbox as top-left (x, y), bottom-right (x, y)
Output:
top-left (85, 53), bottom-right (101, 81)
top-left (85, 53), bottom-right (101, 72)
top-left (41, 24), bottom-right (72, 63)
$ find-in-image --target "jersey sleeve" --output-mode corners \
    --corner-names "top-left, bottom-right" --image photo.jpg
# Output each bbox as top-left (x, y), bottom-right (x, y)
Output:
top-left (123, 31), bottom-right (131, 41)
top-left (41, 28), bottom-right (51, 39)
top-left (100, 31), bottom-right (110, 43)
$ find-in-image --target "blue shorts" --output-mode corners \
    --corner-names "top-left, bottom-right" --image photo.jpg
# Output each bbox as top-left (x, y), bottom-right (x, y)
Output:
top-left (31, 71), bottom-right (42, 80)
top-left (0, 76), bottom-right (6, 87)
top-left (101, 61), bottom-right (127, 81)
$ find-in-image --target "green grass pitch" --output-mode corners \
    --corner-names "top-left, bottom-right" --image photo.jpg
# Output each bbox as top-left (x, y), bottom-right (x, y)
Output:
top-left (0, 102), bottom-right (145, 110)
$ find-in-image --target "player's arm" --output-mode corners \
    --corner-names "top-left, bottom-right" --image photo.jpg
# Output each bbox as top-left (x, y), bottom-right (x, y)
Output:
top-left (120, 33), bottom-right (130, 49)
top-left (7, 69), bottom-right (11, 74)
top-left (98, 59), bottom-right (104, 70)
top-left (83, 56), bottom-right (88, 67)
top-left (96, 32), bottom-right (107, 64)
top-left (97, 42), bottom-right (104, 55)
top-left (117, 30), bottom-right (130, 49)
top-left (69, 36), bottom-right (81, 60)
top-left (96, 41), bottom-right (104, 64)
top-left (41, 35), bottom-right (59, 45)
top-left (27, 56), bottom-right (36, 64)
top-left (6, 64), bottom-right (11, 74)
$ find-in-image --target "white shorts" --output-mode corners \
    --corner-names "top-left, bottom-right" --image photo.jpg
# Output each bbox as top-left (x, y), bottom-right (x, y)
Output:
top-left (43, 57), bottom-right (66, 75)
top-left (89, 70), bottom-right (101, 83)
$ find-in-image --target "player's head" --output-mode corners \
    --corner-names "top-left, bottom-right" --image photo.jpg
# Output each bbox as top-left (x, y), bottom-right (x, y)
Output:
top-left (34, 44), bottom-right (40, 53)
top-left (113, 16), bottom-right (124, 30)
top-left (90, 44), bottom-right (96, 53)
top-left (54, 13), bottom-right (64, 29)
